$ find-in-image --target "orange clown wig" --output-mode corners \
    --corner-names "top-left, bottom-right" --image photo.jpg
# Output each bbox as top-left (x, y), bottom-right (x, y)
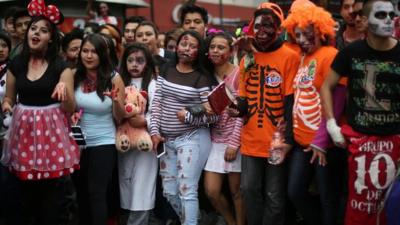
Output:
top-left (282, 5), bottom-right (336, 42)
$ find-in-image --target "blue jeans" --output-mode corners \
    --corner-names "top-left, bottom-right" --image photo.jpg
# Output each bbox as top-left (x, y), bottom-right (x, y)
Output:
top-left (287, 146), bottom-right (337, 225)
top-left (241, 155), bottom-right (287, 225)
top-left (160, 128), bottom-right (211, 225)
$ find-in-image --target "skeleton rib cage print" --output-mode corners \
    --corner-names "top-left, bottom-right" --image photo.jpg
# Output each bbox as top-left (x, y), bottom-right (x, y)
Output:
top-left (245, 64), bottom-right (284, 127)
top-left (293, 59), bottom-right (321, 131)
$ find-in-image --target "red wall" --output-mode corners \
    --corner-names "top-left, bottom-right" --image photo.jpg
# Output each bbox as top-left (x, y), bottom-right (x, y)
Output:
top-left (126, 0), bottom-right (255, 32)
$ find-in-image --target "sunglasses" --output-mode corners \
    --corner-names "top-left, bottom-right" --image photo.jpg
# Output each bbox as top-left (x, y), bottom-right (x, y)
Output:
top-left (350, 10), bottom-right (363, 19)
top-left (374, 11), bottom-right (396, 20)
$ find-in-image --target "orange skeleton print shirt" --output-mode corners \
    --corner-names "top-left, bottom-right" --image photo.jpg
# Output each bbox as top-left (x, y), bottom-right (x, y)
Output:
top-left (293, 46), bottom-right (338, 147)
top-left (239, 45), bottom-right (300, 158)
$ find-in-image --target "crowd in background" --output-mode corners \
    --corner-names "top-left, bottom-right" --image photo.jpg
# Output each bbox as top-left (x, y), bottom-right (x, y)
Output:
top-left (0, 0), bottom-right (399, 225)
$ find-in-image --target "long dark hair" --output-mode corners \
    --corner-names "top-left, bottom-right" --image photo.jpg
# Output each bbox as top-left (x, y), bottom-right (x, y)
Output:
top-left (75, 33), bottom-right (113, 101)
top-left (99, 33), bottom-right (119, 69)
top-left (20, 16), bottom-right (61, 64)
top-left (119, 43), bottom-right (155, 92)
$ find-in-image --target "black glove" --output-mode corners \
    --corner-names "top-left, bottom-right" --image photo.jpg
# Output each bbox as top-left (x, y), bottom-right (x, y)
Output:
top-left (236, 96), bottom-right (248, 117)
top-left (185, 104), bottom-right (206, 116)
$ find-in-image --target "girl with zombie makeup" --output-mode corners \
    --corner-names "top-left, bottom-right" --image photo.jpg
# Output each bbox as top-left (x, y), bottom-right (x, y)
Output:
top-left (118, 43), bottom-right (158, 225)
top-left (150, 30), bottom-right (217, 225)
top-left (0, 0), bottom-right (80, 224)
top-left (202, 31), bottom-right (245, 225)
top-left (72, 33), bottom-right (125, 225)
top-left (282, 5), bottom-right (339, 225)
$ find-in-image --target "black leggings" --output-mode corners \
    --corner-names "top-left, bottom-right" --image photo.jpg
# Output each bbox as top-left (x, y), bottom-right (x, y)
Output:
top-left (73, 145), bottom-right (117, 225)
top-left (21, 178), bottom-right (60, 225)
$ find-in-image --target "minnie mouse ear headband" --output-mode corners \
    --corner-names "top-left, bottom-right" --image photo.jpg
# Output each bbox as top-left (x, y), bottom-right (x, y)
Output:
top-left (247, 2), bottom-right (284, 37)
top-left (27, 0), bottom-right (64, 25)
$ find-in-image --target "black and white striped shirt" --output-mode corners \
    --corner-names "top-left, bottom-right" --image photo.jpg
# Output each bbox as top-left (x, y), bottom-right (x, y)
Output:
top-left (150, 66), bottom-right (214, 138)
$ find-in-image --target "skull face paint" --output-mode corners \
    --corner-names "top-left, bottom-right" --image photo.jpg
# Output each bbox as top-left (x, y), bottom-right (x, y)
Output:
top-left (368, 1), bottom-right (395, 37)
top-left (176, 34), bottom-right (199, 64)
top-left (294, 25), bottom-right (318, 54)
top-left (253, 14), bottom-right (279, 50)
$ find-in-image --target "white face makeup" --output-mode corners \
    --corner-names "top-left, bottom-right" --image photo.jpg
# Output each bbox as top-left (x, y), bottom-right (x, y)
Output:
top-left (368, 1), bottom-right (395, 37)
top-left (294, 25), bottom-right (318, 54)
top-left (126, 51), bottom-right (147, 78)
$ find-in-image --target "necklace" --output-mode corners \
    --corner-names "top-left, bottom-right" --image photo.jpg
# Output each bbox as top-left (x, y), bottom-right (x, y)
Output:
top-left (83, 78), bottom-right (96, 93)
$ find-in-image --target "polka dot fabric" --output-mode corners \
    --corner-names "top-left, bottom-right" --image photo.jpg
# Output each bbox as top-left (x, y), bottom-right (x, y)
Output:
top-left (27, 0), bottom-right (61, 25)
top-left (1, 104), bottom-right (80, 180)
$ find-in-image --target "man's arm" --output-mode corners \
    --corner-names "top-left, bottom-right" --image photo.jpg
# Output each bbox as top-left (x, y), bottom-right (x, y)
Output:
top-left (321, 69), bottom-right (341, 120)
top-left (321, 69), bottom-right (346, 147)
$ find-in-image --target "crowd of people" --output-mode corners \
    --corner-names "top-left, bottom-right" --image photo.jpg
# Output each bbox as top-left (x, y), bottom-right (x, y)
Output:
top-left (0, 0), bottom-right (399, 225)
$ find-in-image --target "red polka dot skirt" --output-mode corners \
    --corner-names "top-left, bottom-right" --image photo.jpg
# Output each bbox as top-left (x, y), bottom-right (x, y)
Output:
top-left (1, 104), bottom-right (80, 180)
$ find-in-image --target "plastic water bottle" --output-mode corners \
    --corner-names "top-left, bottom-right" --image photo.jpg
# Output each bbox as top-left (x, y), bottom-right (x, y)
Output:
top-left (268, 131), bottom-right (284, 165)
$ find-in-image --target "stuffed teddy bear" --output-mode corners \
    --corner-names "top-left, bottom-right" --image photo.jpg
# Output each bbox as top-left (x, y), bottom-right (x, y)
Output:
top-left (116, 86), bottom-right (153, 152)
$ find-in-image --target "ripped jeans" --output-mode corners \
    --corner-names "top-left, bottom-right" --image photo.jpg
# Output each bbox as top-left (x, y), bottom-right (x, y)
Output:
top-left (159, 128), bottom-right (211, 225)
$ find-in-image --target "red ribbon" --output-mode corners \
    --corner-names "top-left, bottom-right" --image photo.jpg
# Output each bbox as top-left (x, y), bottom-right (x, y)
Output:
top-left (27, 0), bottom-right (61, 24)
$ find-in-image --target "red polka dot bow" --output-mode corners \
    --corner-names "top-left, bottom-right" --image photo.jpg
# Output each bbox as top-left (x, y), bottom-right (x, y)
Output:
top-left (27, 0), bottom-right (62, 25)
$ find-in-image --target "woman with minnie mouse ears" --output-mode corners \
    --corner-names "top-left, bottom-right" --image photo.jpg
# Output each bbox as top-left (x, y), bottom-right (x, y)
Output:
top-left (1, 0), bottom-right (80, 224)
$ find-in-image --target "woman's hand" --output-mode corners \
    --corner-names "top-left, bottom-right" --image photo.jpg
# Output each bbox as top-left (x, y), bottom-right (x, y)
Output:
top-left (224, 146), bottom-right (238, 162)
top-left (103, 84), bottom-right (120, 102)
top-left (71, 112), bottom-right (81, 126)
top-left (176, 109), bottom-right (187, 123)
top-left (304, 146), bottom-right (327, 166)
top-left (232, 35), bottom-right (257, 53)
top-left (271, 143), bottom-right (292, 164)
top-left (51, 82), bottom-right (67, 101)
top-left (226, 106), bottom-right (240, 117)
top-left (203, 102), bottom-right (215, 115)
top-left (151, 134), bottom-right (164, 151)
top-left (2, 100), bottom-right (13, 113)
